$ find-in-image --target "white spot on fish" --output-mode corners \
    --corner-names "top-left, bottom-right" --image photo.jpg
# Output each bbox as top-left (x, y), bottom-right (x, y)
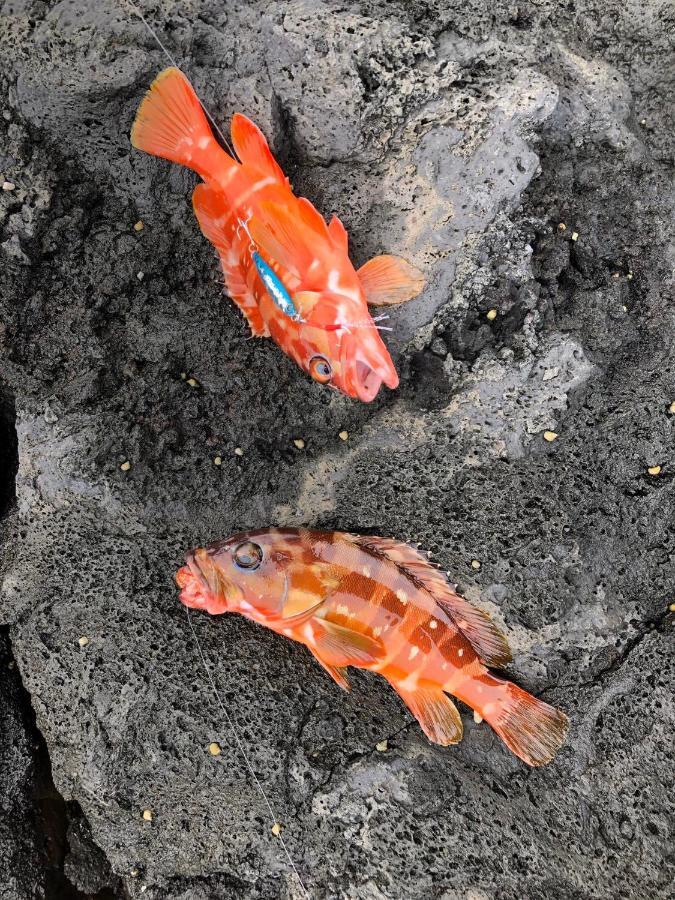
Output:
top-left (337, 604), bottom-right (349, 616)
top-left (396, 589), bottom-right (408, 604)
top-left (362, 566), bottom-right (371, 577)
top-left (373, 626), bottom-right (382, 637)
top-left (303, 624), bottom-right (313, 640)
top-left (198, 136), bottom-right (210, 149)
top-left (408, 646), bottom-right (419, 660)
top-left (398, 672), bottom-right (419, 690)
top-left (429, 619), bottom-right (438, 629)
top-left (458, 648), bottom-right (464, 657)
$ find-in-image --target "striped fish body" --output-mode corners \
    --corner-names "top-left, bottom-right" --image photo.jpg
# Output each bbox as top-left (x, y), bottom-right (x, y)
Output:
top-left (131, 68), bottom-right (426, 401)
top-left (176, 529), bottom-right (568, 767)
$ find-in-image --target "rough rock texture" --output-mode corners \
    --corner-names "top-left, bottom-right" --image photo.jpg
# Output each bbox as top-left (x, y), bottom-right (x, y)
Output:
top-left (1, 1), bottom-right (674, 898)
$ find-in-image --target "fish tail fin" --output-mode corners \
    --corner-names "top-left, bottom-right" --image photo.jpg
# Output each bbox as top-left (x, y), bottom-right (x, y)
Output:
top-left (475, 678), bottom-right (569, 767)
top-left (131, 67), bottom-right (227, 180)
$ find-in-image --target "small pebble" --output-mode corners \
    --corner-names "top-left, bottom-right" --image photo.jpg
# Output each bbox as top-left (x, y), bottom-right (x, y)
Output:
top-left (611, 272), bottom-right (620, 279)
top-left (234, 447), bottom-right (244, 457)
top-left (640, 118), bottom-right (647, 126)
top-left (213, 456), bottom-right (222, 466)
top-left (142, 809), bottom-right (153, 822)
top-left (622, 305), bottom-right (628, 312)
top-left (78, 636), bottom-right (89, 647)
top-left (626, 272), bottom-right (633, 280)
top-left (134, 220), bottom-right (144, 232)
top-left (180, 372), bottom-right (187, 380)
top-left (668, 401), bottom-right (675, 415)
top-left (120, 460), bottom-right (131, 471)
top-left (186, 377), bottom-right (199, 388)
top-left (473, 711), bottom-right (483, 724)
top-left (208, 742), bottom-right (222, 756)
top-left (571, 231), bottom-right (579, 241)
top-left (2, 181), bottom-right (16, 191)
top-left (376, 740), bottom-right (388, 752)
top-left (470, 559), bottom-right (481, 570)
top-left (293, 438), bottom-right (305, 450)
top-left (271, 822), bottom-right (282, 836)
top-left (558, 222), bottom-right (566, 231)
top-left (136, 271), bottom-right (144, 281)
top-left (669, 603), bottom-right (675, 613)
top-left (543, 430), bottom-right (558, 442)
top-left (338, 430), bottom-right (349, 441)
top-left (7, 660), bottom-right (15, 670)
top-left (486, 308), bottom-right (497, 321)
top-left (130, 868), bottom-right (139, 877)
top-left (647, 465), bottom-right (661, 476)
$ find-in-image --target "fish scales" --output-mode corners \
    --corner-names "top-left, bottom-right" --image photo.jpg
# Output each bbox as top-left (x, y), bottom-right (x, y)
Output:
top-left (176, 528), bottom-right (569, 766)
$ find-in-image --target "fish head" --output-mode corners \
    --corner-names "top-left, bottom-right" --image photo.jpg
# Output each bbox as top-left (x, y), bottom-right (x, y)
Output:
top-left (176, 530), bottom-right (292, 616)
top-left (273, 284), bottom-right (399, 402)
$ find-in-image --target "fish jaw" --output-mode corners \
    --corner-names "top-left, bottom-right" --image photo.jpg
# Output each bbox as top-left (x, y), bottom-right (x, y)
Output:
top-left (340, 331), bottom-right (399, 402)
top-left (175, 548), bottom-right (235, 614)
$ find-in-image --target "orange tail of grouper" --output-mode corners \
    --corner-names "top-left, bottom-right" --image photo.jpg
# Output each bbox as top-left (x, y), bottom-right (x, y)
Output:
top-left (176, 529), bottom-right (569, 767)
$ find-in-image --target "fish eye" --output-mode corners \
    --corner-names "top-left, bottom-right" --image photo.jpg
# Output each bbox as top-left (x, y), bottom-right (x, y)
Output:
top-left (309, 355), bottom-right (332, 384)
top-left (233, 541), bottom-right (263, 571)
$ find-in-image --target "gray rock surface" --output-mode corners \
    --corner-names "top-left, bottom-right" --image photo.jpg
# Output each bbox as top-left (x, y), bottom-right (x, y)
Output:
top-left (1, 0), bottom-right (674, 898)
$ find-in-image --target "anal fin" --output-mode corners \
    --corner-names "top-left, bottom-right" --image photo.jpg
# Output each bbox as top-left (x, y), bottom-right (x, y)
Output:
top-left (391, 682), bottom-right (463, 746)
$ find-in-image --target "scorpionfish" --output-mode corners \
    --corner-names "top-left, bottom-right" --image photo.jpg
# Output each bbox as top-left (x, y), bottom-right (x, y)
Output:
top-left (176, 528), bottom-right (569, 766)
top-left (131, 68), bottom-right (425, 401)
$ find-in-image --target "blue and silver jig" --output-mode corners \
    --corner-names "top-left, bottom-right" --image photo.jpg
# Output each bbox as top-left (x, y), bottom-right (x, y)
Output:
top-left (251, 251), bottom-right (300, 320)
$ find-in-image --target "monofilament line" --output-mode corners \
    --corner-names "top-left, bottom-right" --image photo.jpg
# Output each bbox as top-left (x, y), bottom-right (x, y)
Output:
top-left (123, 0), bottom-right (238, 158)
top-left (185, 607), bottom-right (310, 899)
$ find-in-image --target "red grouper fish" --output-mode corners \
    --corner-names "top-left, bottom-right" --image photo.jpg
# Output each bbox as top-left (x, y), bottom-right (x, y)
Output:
top-left (176, 529), bottom-right (569, 766)
top-left (131, 68), bottom-right (425, 401)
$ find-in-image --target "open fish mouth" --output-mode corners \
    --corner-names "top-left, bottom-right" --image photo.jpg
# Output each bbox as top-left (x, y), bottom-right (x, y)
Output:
top-left (353, 360), bottom-right (384, 402)
top-left (176, 549), bottom-right (223, 610)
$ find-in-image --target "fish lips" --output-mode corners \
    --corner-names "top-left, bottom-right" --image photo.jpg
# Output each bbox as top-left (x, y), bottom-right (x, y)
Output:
top-left (340, 332), bottom-right (399, 402)
top-left (176, 549), bottom-right (233, 613)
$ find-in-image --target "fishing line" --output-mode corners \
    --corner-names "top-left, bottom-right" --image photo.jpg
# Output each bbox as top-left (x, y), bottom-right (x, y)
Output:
top-left (123, 0), bottom-right (237, 158)
top-left (185, 607), bottom-right (310, 899)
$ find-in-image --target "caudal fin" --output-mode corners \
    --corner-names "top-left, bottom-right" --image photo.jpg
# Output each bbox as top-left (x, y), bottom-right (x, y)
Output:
top-left (484, 682), bottom-right (569, 767)
top-left (131, 67), bottom-right (226, 181)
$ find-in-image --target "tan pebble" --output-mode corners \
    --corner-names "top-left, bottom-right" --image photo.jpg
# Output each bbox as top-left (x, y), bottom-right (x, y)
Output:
top-left (622, 305), bottom-right (628, 312)
top-left (647, 465), bottom-right (661, 476)
top-left (611, 272), bottom-right (620, 279)
top-left (376, 740), bottom-right (388, 752)
top-left (120, 460), bottom-right (131, 471)
top-left (571, 231), bottom-right (579, 241)
top-left (668, 401), bottom-right (675, 415)
top-left (558, 223), bottom-right (566, 231)
top-left (234, 447), bottom-right (244, 456)
top-left (293, 439), bottom-right (305, 450)
top-left (271, 822), bottom-right (282, 836)
top-left (134, 220), bottom-right (144, 232)
top-left (78, 636), bottom-right (89, 647)
top-left (473, 711), bottom-right (483, 724)
top-left (142, 809), bottom-right (153, 822)
top-left (208, 742), bottom-right (221, 756)
top-left (186, 377), bottom-right (198, 387)
top-left (136, 271), bottom-right (144, 281)
top-left (640, 118), bottom-right (647, 126)
top-left (486, 308), bottom-right (497, 321)
top-left (213, 456), bottom-right (222, 466)
top-left (669, 603), bottom-right (675, 612)
top-left (470, 559), bottom-right (481, 570)
top-left (338, 430), bottom-right (349, 441)
top-left (543, 430), bottom-right (558, 442)
top-left (2, 181), bottom-right (16, 191)
top-left (626, 272), bottom-right (633, 280)
top-left (130, 868), bottom-right (139, 877)
top-left (180, 372), bottom-right (187, 380)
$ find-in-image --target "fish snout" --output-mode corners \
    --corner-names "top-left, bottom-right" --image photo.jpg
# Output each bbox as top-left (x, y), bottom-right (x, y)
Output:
top-left (176, 548), bottom-right (228, 612)
top-left (342, 333), bottom-right (399, 402)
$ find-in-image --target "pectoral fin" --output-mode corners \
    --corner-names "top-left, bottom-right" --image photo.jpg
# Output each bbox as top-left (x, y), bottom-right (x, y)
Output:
top-left (312, 620), bottom-right (384, 668)
top-left (357, 254), bottom-right (425, 306)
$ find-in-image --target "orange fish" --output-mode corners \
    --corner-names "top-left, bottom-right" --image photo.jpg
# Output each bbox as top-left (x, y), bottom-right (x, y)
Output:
top-left (176, 528), bottom-right (569, 766)
top-left (131, 68), bottom-right (425, 401)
